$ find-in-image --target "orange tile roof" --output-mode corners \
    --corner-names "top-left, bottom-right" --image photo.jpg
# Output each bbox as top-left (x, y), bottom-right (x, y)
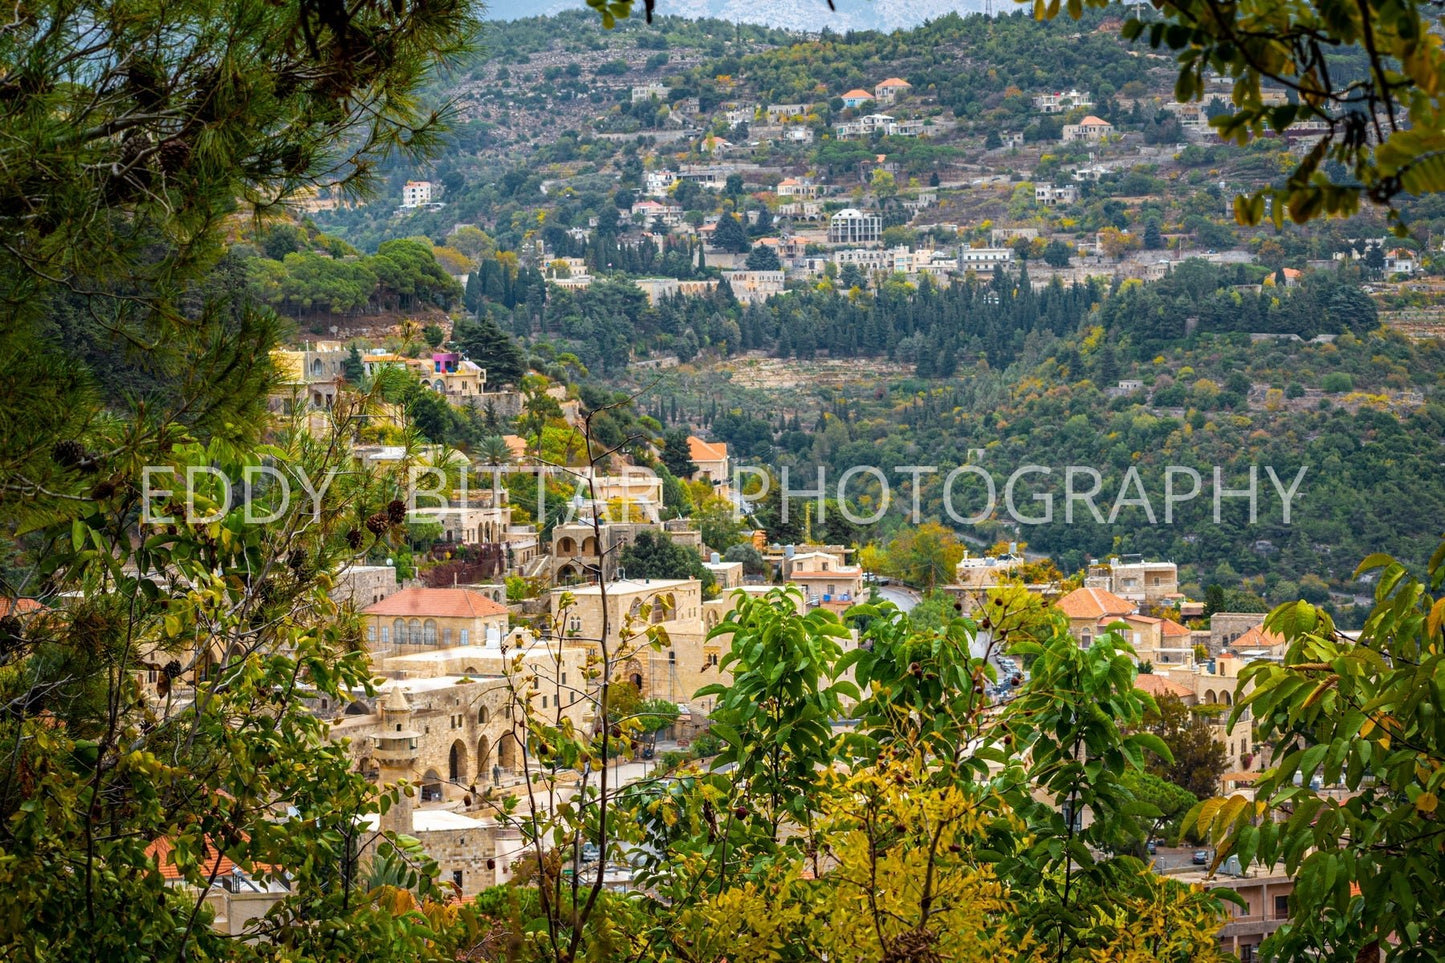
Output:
top-left (1133, 674), bottom-right (1192, 699)
top-left (1079, 115), bottom-right (1111, 126)
top-left (502, 435), bottom-right (528, 458)
top-left (147, 836), bottom-right (236, 881)
top-left (0, 598), bottom-right (43, 618)
top-left (1055, 586), bottom-right (1135, 620)
top-left (687, 436), bottom-right (728, 463)
top-left (877, 77), bottom-right (910, 87)
top-left (1124, 614), bottom-right (1163, 625)
top-left (1161, 618), bottom-right (1192, 637)
top-left (362, 587), bottom-right (508, 619)
top-left (1229, 625), bottom-right (1285, 650)
top-left (842, 89), bottom-right (874, 99)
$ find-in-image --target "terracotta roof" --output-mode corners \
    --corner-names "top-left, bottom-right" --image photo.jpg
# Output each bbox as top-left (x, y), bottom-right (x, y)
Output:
top-left (876, 77), bottom-right (910, 87)
top-left (362, 587), bottom-right (508, 619)
top-left (1160, 618), bottom-right (1192, 637)
top-left (778, 177), bottom-right (799, 186)
top-left (1133, 674), bottom-right (1192, 699)
top-left (1123, 614), bottom-right (1162, 625)
top-left (687, 436), bottom-right (728, 463)
top-left (842, 89), bottom-right (874, 99)
top-left (147, 836), bottom-right (236, 881)
top-left (0, 598), bottom-right (43, 618)
top-left (502, 435), bottom-right (528, 458)
top-left (1229, 625), bottom-right (1285, 650)
top-left (1079, 115), bottom-right (1112, 126)
top-left (1055, 586), bottom-right (1135, 620)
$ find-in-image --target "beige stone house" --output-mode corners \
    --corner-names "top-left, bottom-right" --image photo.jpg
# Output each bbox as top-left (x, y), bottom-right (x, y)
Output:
top-left (361, 586), bottom-right (510, 654)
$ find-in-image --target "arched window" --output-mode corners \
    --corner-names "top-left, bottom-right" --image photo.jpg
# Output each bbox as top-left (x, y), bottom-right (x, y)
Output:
top-left (393, 618), bottom-right (406, 645)
top-left (408, 619), bottom-right (421, 644)
top-left (381, 626), bottom-right (390, 644)
top-left (424, 620), bottom-right (438, 645)
top-left (478, 706), bottom-right (490, 724)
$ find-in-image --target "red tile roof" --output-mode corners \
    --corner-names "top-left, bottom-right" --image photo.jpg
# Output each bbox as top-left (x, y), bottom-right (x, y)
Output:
top-left (842, 89), bottom-right (874, 99)
top-left (1160, 618), bottom-right (1192, 637)
top-left (1055, 586), bottom-right (1135, 620)
top-left (687, 436), bottom-right (728, 463)
top-left (1079, 115), bottom-right (1112, 126)
top-left (1229, 625), bottom-right (1285, 650)
top-left (362, 587), bottom-right (508, 619)
top-left (147, 836), bottom-right (236, 881)
top-left (876, 77), bottom-right (910, 88)
top-left (0, 598), bottom-right (43, 618)
top-left (1133, 674), bottom-right (1192, 699)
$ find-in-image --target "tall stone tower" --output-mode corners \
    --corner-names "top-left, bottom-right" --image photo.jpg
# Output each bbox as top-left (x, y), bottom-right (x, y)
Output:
top-left (373, 685), bottom-right (420, 837)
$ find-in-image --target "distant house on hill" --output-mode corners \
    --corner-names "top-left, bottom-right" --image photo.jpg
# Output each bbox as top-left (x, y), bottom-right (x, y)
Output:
top-left (874, 77), bottom-right (911, 103)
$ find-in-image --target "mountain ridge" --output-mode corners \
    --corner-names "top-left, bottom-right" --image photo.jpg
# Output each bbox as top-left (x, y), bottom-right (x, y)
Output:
top-left (480, 0), bottom-right (992, 33)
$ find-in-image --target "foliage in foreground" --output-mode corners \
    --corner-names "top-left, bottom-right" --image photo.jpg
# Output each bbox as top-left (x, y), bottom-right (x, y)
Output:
top-left (1196, 537), bottom-right (1445, 962)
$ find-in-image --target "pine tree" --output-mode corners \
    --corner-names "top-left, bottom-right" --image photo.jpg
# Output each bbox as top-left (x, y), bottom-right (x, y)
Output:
top-left (343, 344), bottom-right (365, 383)
top-left (713, 213), bottom-right (751, 254)
top-left (660, 428), bottom-right (698, 478)
top-left (454, 313), bottom-right (528, 386)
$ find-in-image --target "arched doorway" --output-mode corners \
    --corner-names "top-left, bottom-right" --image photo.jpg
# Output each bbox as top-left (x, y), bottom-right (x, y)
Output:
top-left (449, 740), bottom-right (467, 783)
top-left (477, 736), bottom-right (492, 775)
top-left (497, 733), bottom-right (519, 773)
top-left (359, 757), bottom-right (379, 782)
top-left (421, 768), bottom-right (443, 802)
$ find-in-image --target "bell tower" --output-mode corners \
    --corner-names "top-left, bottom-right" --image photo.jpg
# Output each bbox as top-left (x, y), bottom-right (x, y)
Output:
top-left (372, 686), bottom-right (420, 836)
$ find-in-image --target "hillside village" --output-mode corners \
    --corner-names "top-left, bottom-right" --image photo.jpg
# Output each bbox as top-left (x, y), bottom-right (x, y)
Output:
top-left (4, 2), bottom-right (1444, 960)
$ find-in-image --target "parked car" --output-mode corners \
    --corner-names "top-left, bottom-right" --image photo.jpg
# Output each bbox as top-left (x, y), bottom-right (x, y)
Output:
top-left (1146, 839), bottom-right (1157, 855)
top-left (1192, 850), bottom-right (1210, 865)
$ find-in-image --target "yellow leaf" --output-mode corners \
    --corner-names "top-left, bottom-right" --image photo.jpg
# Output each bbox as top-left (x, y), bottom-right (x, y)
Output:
top-left (1418, 792), bottom-right (1438, 814)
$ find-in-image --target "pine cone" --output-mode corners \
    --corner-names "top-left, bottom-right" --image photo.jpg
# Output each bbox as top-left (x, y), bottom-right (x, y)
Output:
top-left (365, 512), bottom-right (390, 535)
top-left (51, 440), bottom-right (87, 467)
top-left (90, 480), bottom-right (116, 500)
top-left (345, 528), bottom-right (363, 550)
top-left (286, 547), bottom-right (307, 571)
top-left (158, 138), bottom-right (191, 174)
top-left (163, 660), bottom-right (183, 680)
top-left (386, 499), bottom-right (407, 525)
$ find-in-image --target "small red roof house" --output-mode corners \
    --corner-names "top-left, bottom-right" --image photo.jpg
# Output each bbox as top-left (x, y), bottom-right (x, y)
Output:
top-left (362, 587), bottom-right (507, 620)
top-left (687, 436), bottom-right (730, 486)
top-left (874, 77), bottom-right (912, 102)
top-left (1056, 586), bottom-right (1136, 647)
top-left (841, 89), bottom-right (875, 108)
top-left (1228, 624), bottom-right (1286, 655)
top-left (1133, 673), bottom-right (1193, 701)
top-left (1161, 617), bottom-right (1192, 639)
top-left (361, 587), bottom-right (509, 649)
top-left (1055, 586), bottom-right (1135, 621)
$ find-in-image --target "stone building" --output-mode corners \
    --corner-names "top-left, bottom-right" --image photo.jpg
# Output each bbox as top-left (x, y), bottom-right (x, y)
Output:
top-left (332, 564), bottom-right (400, 608)
top-left (360, 586), bottom-right (510, 654)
